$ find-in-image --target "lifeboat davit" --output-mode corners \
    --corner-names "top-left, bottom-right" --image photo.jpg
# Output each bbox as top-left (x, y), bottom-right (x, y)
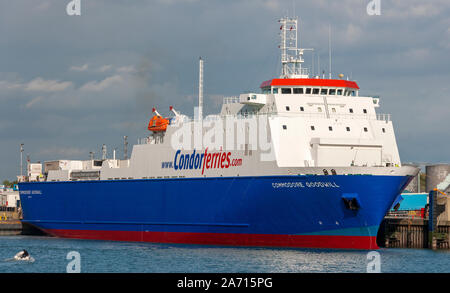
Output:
top-left (148, 108), bottom-right (170, 132)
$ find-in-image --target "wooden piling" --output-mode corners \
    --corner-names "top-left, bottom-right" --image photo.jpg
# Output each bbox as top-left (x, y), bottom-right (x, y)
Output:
top-left (380, 218), bottom-right (450, 249)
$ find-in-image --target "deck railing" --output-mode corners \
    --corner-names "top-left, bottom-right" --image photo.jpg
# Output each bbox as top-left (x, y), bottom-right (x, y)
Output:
top-left (385, 209), bottom-right (425, 220)
top-left (140, 112), bottom-right (392, 129)
top-left (223, 96), bottom-right (240, 104)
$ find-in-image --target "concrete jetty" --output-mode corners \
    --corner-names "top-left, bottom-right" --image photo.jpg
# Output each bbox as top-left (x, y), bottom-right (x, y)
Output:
top-left (0, 220), bottom-right (23, 236)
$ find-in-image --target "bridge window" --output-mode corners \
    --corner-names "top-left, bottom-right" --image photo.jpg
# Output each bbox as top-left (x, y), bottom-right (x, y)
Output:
top-left (273, 88), bottom-right (279, 94)
top-left (313, 88), bottom-right (320, 95)
top-left (281, 88), bottom-right (292, 94)
top-left (293, 88), bottom-right (304, 94)
top-left (306, 88), bottom-right (312, 94)
top-left (351, 90), bottom-right (356, 96)
top-left (329, 89), bottom-right (336, 95)
top-left (337, 89), bottom-right (343, 95)
top-left (261, 87), bottom-right (271, 94)
top-left (321, 88), bottom-right (328, 95)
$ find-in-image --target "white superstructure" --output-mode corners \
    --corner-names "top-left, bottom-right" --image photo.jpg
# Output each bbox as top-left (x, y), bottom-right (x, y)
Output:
top-left (39, 16), bottom-right (410, 183)
top-left (221, 82), bottom-right (398, 168)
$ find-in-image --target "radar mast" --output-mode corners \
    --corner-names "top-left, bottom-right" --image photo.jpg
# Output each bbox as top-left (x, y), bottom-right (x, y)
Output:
top-left (279, 17), bottom-right (313, 79)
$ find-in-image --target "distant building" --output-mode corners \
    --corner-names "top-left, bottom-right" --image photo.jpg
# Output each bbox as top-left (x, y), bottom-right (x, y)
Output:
top-left (0, 186), bottom-right (20, 208)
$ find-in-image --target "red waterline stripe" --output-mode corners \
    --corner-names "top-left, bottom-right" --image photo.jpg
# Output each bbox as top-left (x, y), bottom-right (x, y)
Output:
top-left (45, 229), bottom-right (378, 250)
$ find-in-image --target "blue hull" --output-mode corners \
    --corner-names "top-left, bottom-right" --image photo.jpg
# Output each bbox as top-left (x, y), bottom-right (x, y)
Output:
top-left (19, 174), bottom-right (412, 249)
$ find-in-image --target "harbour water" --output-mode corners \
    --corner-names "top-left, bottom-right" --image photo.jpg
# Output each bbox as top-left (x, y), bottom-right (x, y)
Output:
top-left (0, 236), bottom-right (449, 273)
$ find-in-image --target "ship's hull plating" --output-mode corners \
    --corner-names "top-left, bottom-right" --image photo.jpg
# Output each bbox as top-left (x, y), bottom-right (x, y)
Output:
top-left (19, 174), bottom-right (412, 249)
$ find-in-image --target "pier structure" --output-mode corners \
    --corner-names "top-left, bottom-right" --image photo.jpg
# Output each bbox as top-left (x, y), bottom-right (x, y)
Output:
top-left (380, 189), bottom-right (450, 249)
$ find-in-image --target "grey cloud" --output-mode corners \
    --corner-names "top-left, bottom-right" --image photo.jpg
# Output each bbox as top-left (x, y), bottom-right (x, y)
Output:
top-left (0, 78), bottom-right (73, 93)
top-left (70, 64), bottom-right (89, 72)
top-left (79, 74), bottom-right (124, 92)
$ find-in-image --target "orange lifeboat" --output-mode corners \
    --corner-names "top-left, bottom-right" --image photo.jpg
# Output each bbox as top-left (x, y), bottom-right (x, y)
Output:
top-left (148, 108), bottom-right (170, 132)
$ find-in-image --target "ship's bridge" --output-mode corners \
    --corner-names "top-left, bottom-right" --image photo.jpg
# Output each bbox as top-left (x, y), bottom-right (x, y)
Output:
top-left (260, 78), bottom-right (360, 96)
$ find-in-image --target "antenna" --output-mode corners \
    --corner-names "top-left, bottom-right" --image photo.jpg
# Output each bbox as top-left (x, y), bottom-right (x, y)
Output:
top-left (198, 57), bottom-right (204, 121)
top-left (102, 144), bottom-right (107, 160)
top-left (20, 144), bottom-right (24, 178)
top-left (123, 136), bottom-right (128, 160)
top-left (293, 1), bottom-right (296, 18)
top-left (26, 154), bottom-right (30, 176)
top-left (329, 24), bottom-right (332, 79)
top-left (318, 54), bottom-right (320, 79)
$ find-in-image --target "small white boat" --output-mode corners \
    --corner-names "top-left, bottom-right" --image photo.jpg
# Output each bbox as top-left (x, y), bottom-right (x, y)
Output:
top-left (14, 250), bottom-right (31, 261)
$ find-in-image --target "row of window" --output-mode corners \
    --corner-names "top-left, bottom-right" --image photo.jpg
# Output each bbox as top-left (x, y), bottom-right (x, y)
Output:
top-left (285, 106), bottom-right (368, 114)
top-left (282, 125), bottom-right (386, 133)
top-left (262, 87), bottom-right (357, 96)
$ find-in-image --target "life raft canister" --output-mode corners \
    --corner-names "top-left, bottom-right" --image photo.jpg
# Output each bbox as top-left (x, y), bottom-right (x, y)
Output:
top-left (147, 107), bottom-right (170, 132)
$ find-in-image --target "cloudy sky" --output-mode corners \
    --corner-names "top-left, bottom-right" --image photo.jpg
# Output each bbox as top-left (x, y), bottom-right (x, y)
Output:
top-left (0, 0), bottom-right (449, 180)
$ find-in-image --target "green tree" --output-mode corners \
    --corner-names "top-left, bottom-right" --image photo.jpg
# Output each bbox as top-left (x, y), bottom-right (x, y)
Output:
top-left (2, 180), bottom-right (18, 187)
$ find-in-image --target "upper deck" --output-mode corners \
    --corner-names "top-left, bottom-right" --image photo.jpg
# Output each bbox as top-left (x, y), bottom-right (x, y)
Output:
top-left (260, 78), bottom-right (360, 96)
top-left (261, 78), bottom-right (359, 89)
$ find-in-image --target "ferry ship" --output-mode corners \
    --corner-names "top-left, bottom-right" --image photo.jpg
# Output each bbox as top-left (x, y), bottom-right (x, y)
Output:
top-left (19, 17), bottom-right (418, 249)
